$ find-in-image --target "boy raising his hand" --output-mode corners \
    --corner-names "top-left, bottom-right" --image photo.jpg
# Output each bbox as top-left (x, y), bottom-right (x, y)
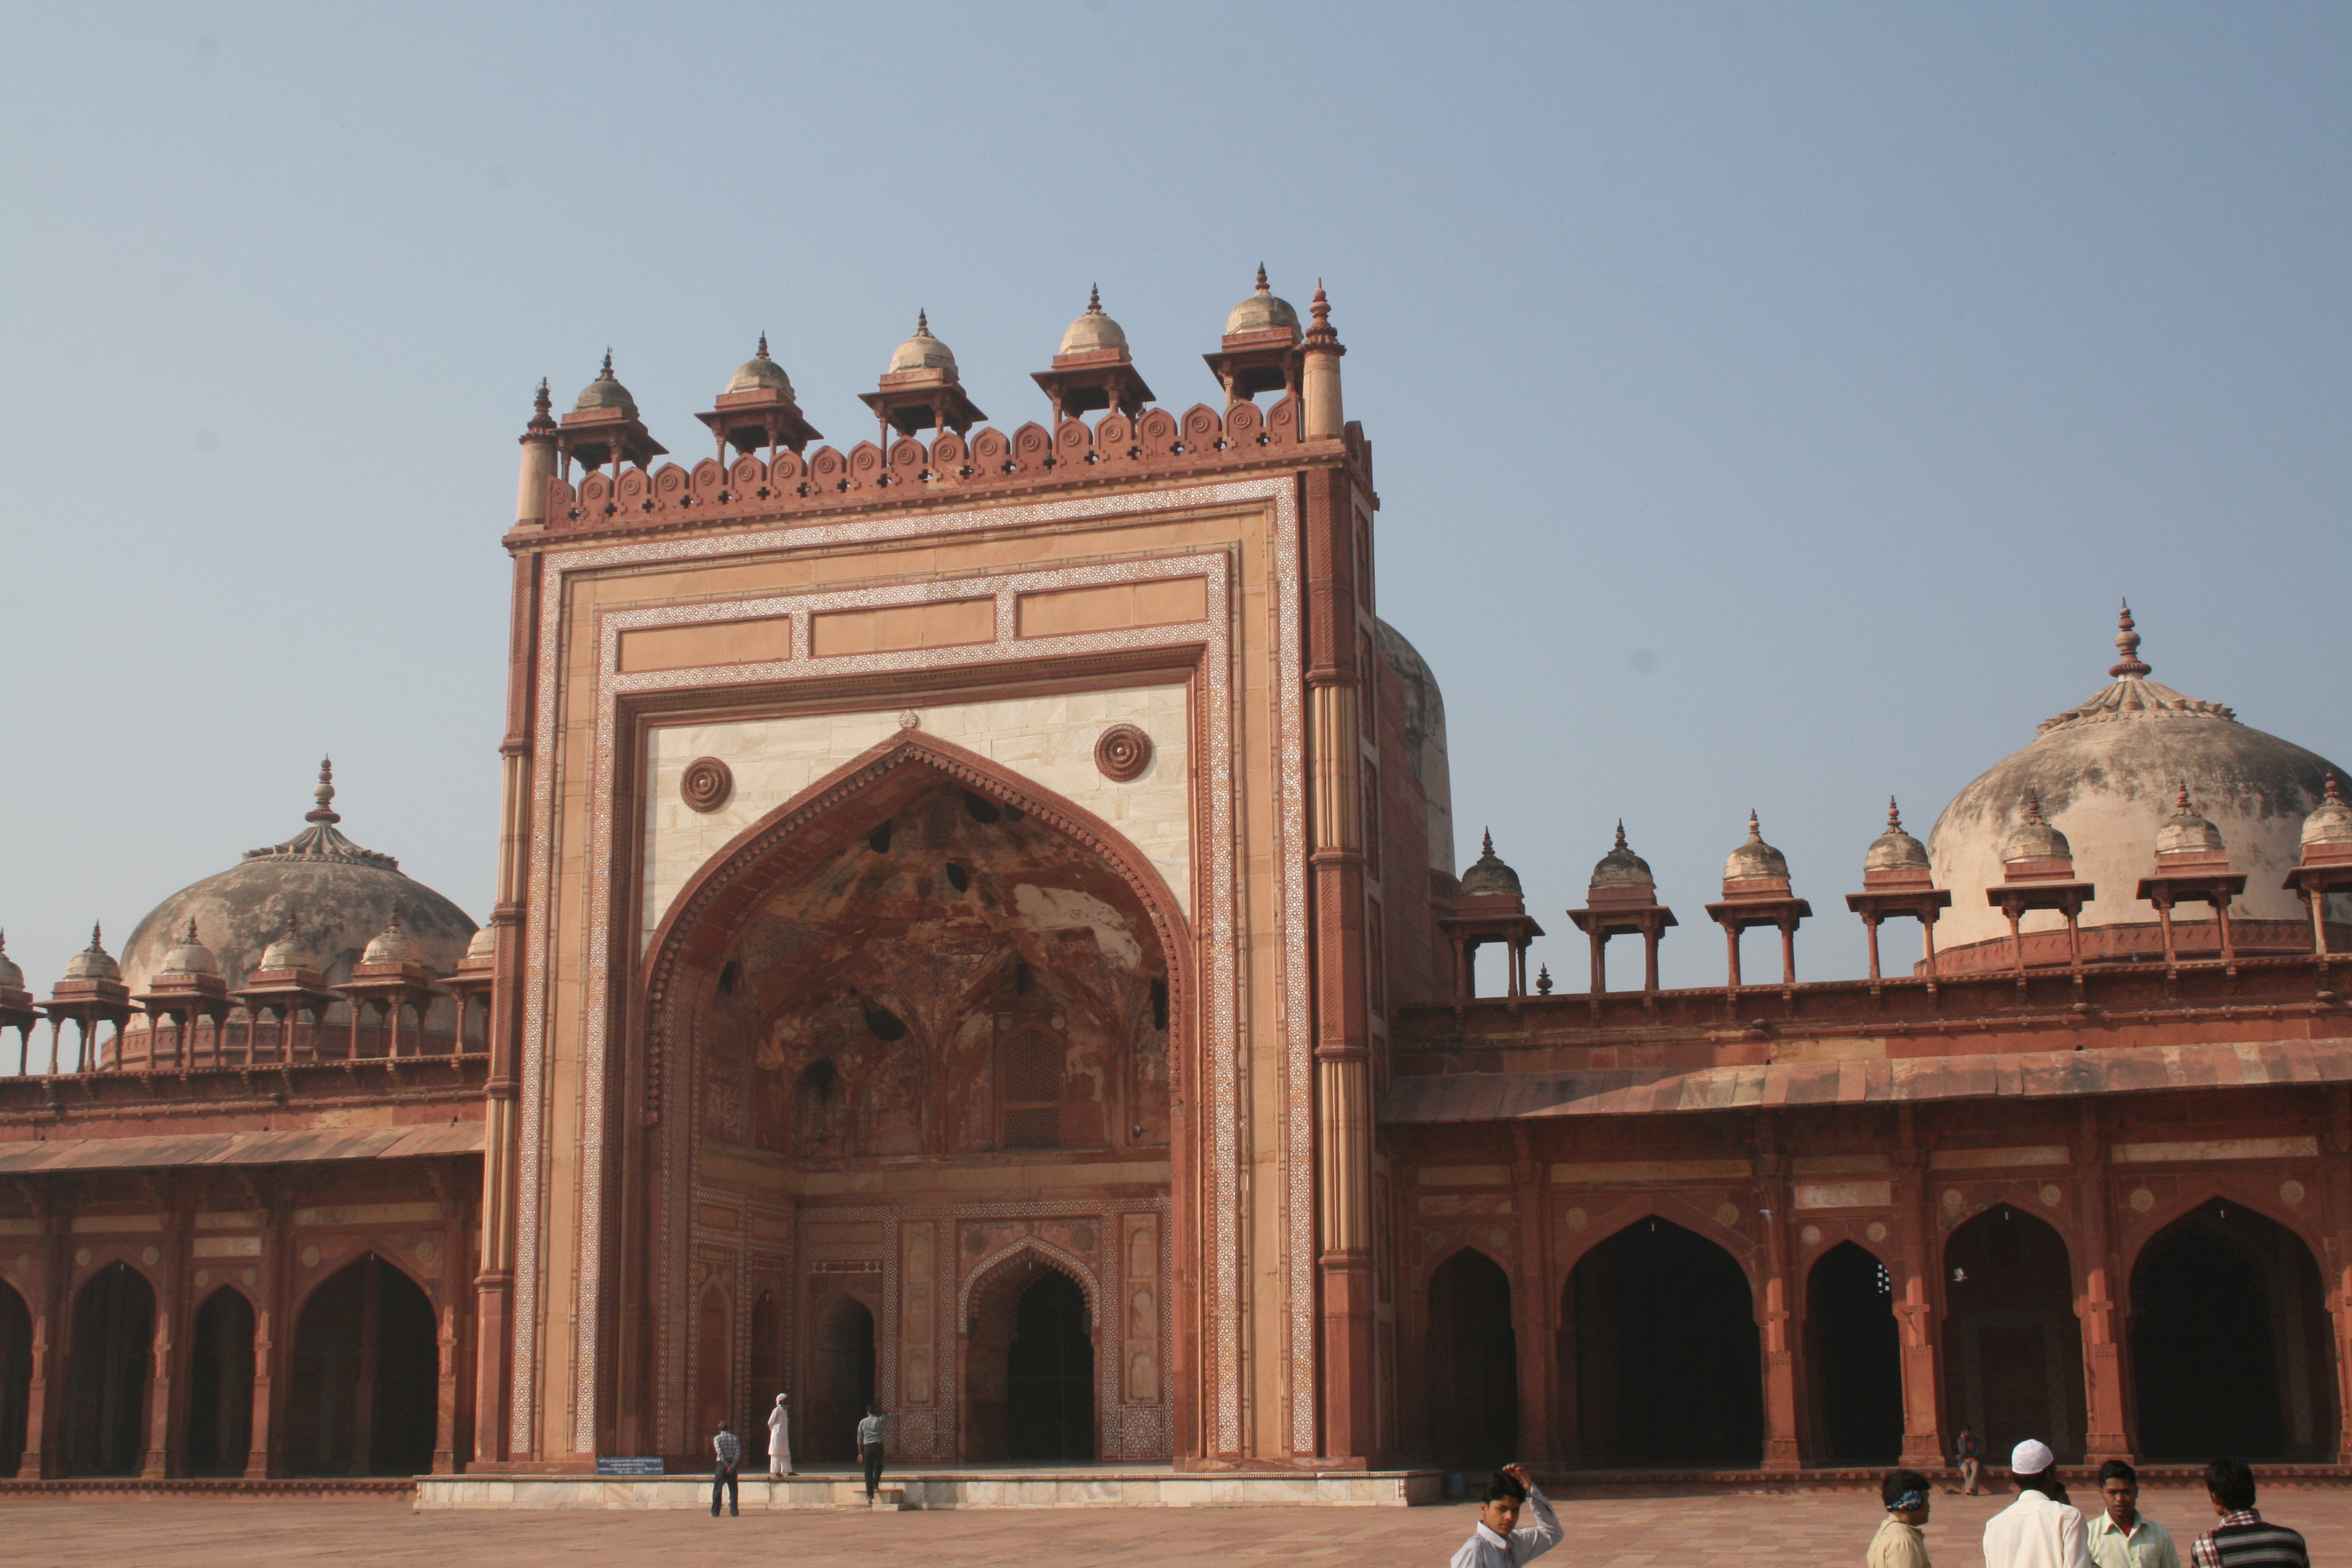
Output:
top-left (1450, 1463), bottom-right (1563, 1568)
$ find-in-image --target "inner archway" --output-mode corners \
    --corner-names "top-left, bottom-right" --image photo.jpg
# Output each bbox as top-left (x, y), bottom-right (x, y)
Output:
top-left (284, 1253), bottom-right (438, 1476)
top-left (805, 1293), bottom-right (874, 1463)
top-left (0, 1281), bottom-right (31, 1477)
top-left (64, 1261), bottom-right (152, 1476)
top-left (1424, 1248), bottom-right (1518, 1468)
top-left (2131, 1199), bottom-right (2336, 1460)
top-left (967, 1255), bottom-right (1096, 1462)
top-left (1562, 1217), bottom-right (1762, 1466)
top-left (1942, 1204), bottom-right (2085, 1463)
top-left (186, 1287), bottom-right (256, 1475)
top-left (1804, 1243), bottom-right (1901, 1465)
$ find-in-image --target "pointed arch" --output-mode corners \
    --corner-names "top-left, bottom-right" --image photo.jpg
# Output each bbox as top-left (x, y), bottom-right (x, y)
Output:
top-left (1423, 1246), bottom-right (1517, 1468)
top-left (284, 1251), bottom-right (438, 1476)
top-left (64, 1260), bottom-right (153, 1476)
top-left (959, 1239), bottom-right (1100, 1463)
top-left (186, 1285), bottom-right (256, 1475)
top-left (1803, 1241), bottom-right (1901, 1465)
top-left (1942, 1203), bottom-right (2085, 1463)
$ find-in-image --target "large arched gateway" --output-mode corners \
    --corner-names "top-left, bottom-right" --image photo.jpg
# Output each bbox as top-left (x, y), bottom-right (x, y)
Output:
top-left (1561, 1217), bottom-right (1762, 1467)
top-left (631, 737), bottom-right (1187, 1464)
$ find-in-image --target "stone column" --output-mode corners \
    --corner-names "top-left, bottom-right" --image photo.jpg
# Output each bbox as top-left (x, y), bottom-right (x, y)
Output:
top-left (142, 1207), bottom-right (188, 1478)
top-left (2074, 1106), bottom-right (2132, 1462)
top-left (2326, 1089), bottom-right (2352, 1462)
top-left (1757, 1128), bottom-right (1802, 1470)
top-left (433, 1185), bottom-right (469, 1473)
top-left (17, 1206), bottom-right (68, 1479)
top-left (244, 1197), bottom-right (287, 1480)
top-left (1509, 1138), bottom-right (1553, 1466)
top-left (1892, 1111), bottom-right (1948, 1468)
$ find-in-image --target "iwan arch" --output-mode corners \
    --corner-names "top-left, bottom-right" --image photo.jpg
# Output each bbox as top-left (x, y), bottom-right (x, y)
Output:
top-left (1, 276), bottom-right (2348, 1489)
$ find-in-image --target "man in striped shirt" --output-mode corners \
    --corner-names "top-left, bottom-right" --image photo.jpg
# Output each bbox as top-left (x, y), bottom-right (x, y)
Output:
top-left (2189, 1458), bottom-right (2307, 1568)
top-left (711, 1420), bottom-right (742, 1517)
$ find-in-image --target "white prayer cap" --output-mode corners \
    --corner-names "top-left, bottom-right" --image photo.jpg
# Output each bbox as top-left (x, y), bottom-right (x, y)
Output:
top-left (2011, 1439), bottom-right (2054, 1475)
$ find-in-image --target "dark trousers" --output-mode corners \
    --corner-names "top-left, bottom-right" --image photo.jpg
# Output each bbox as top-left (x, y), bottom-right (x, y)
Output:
top-left (711, 1463), bottom-right (738, 1515)
top-left (861, 1442), bottom-right (884, 1497)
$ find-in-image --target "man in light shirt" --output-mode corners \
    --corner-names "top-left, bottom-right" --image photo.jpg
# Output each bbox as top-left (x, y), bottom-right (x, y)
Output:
top-left (766, 1392), bottom-right (794, 1478)
top-left (1868, 1468), bottom-right (1935, 1568)
top-left (2088, 1460), bottom-right (2179, 1568)
top-left (856, 1403), bottom-right (889, 1504)
top-left (1448, 1463), bottom-right (1562, 1568)
top-left (1984, 1439), bottom-right (2092, 1568)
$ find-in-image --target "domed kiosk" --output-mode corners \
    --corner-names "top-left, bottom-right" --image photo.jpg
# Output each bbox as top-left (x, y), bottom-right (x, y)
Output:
top-left (1927, 607), bottom-right (2350, 970)
top-left (114, 760), bottom-right (477, 1054)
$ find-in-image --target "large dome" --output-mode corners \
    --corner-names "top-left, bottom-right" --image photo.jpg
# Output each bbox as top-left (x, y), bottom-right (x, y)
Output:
top-left (117, 760), bottom-right (477, 1004)
top-left (1928, 607), bottom-right (2349, 952)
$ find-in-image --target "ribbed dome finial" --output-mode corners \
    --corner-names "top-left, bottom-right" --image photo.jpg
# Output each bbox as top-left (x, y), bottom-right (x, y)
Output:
top-left (1087, 283), bottom-right (1101, 313)
top-left (1887, 797), bottom-right (1903, 833)
top-left (307, 757), bottom-right (339, 825)
top-left (1614, 820), bottom-right (1628, 851)
top-left (2110, 599), bottom-right (2151, 679)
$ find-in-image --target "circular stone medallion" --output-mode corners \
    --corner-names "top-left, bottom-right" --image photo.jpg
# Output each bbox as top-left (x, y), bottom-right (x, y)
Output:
top-left (301, 1244), bottom-right (322, 1269)
top-left (1714, 1203), bottom-right (1740, 1228)
top-left (2280, 1179), bottom-right (2307, 1206)
top-left (416, 1238), bottom-right (439, 1265)
top-left (2129, 1187), bottom-right (2155, 1214)
top-left (1865, 1222), bottom-right (1889, 1244)
top-left (680, 756), bottom-right (734, 814)
top-left (142, 1246), bottom-right (160, 1267)
top-left (1094, 724), bottom-right (1154, 782)
top-left (75, 1247), bottom-right (91, 1267)
top-left (2039, 1184), bottom-right (2063, 1207)
top-left (195, 1269), bottom-right (211, 1290)
top-left (1799, 1224), bottom-right (1822, 1247)
top-left (1565, 1207), bottom-right (1589, 1230)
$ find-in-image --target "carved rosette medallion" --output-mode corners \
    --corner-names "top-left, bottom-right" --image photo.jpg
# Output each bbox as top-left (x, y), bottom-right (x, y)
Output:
top-left (680, 756), bottom-right (734, 814)
top-left (1094, 724), bottom-right (1153, 783)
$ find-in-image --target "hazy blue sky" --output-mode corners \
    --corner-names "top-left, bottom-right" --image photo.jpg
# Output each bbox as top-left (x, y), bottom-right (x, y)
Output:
top-left (2, 2), bottom-right (2345, 1010)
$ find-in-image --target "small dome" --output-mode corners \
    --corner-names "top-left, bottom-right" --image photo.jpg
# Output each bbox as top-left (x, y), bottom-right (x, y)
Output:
top-left (887, 311), bottom-right (958, 376)
top-left (1590, 822), bottom-right (1655, 890)
top-left (362, 911), bottom-right (419, 966)
top-left (1059, 286), bottom-right (1129, 357)
top-left (1457, 830), bottom-right (1522, 897)
top-left (1725, 812), bottom-right (1789, 881)
top-left (2155, 783), bottom-right (2226, 856)
top-left (725, 333), bottom-right (794, 400)
top-left (259, 913), bottom-right (313, 972)
top-left (2305, 774), bottom-right (2352, 848)
top-left (572, 350), bottom-right (637, 416)
top-left (158, 918), bottom-right (220, 978)
top-left (63, 924), bottom-right (120, 982)
top-left (1224, 264), bottom-right (1299, 336)
top-left (0, 932), bottom-right (23, 991)
top-left (1864, 799), bottom-right (1930, 873)
top-left (463, 927), bottom-right (496, 963)
top-left (2002, 794), bottom-right (2072, 863)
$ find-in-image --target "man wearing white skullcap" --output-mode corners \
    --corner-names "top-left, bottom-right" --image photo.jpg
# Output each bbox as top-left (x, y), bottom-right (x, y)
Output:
top-left (1984, 1439), bottom-right (2092, 1568)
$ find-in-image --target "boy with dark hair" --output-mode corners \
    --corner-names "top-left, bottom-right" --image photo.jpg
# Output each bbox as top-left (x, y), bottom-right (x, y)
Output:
top-left (2089, 1460), bottom-right (2178, 1568)
top-left (1448, 1462), bottom-right (1562, 1568)
top-left (2190, 1458), bottom-right (2307, 1568)
top-left (1869, 1469), bottom-right (1933, 1568)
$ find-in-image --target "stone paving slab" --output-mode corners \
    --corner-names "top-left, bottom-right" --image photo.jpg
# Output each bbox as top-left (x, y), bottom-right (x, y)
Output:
top-left (4, 1485), bottom-right (2350, 1566)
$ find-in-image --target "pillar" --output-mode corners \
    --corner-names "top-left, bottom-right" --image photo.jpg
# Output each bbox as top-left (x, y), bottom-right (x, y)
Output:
top-left (2326, 1089), bottom-right (2352, 1461)
top-left (1757, 1131), bottom-right (1802, 1469)
top-left (1302, 283), bottom-right (1345, 440)
top-left (2074, 1107), bottom-right (2132, 1461)
top-left (244, 1199), bottom-right (287, 1480)
top-left (16, 1209), bottom-right (67, 1478)
top-left (433, 1186), bottom-right (469, 1473)
top-left (1892, 1112), bottom-right (1947, 1468)
top-left (1509, 1140), bottom-right (1553, 1466)
top-left (142, 1208), bottom-right (188, 1478)
top-left (514, 382), bottom-right (558, 529)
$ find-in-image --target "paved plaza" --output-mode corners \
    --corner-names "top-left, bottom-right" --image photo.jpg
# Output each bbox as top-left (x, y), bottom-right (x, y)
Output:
top-left (5, 1485), bottom-right (2350, 1567)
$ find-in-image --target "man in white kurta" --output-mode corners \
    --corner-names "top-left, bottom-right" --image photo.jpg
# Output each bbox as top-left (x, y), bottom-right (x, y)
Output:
top-left (1984, 1440), bottom-right (2094, 1568)
top-left (1449, 1464), bottom-right (1563, 1568)
top-left (766, 1393), bottom-right (793, 1478)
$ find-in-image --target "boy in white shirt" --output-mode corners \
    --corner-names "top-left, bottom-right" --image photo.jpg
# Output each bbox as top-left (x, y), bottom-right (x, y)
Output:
top-left (1449, 1463), bottom-right (1562, 1568)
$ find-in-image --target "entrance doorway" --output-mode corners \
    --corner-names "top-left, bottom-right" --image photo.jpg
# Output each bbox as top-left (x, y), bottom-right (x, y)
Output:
top-left (0, 1281), bottom-right (32, 1476)
top-left (65, 1261), bottom-right (152, 1475)
top-left (1805, 1243), bottom-right (1901, 1465)
top-left (1943, 1204), bottom-right (2084, 1463)
top-left (1562, 1217), bottom-right (1762, 1466)
top-left (2131, 1200), bottom-right (2337, 1459)
top-left (284, 1253), bottom-right (438, 1475)
top-left (805, 1295), bottom-right (875, 1463)
top-left (186, 1288), bottom-right (256, 1475)
top-left (1424, 1249), bottom-right (1518, 1468)
top-left (1006, 1270), bottom-right (1093, 1460)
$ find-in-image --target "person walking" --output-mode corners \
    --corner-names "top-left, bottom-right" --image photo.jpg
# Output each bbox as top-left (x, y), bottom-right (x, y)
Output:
top-left (1955, 1428), bottom-right (1984, 1496)
top-left (856, 1404), bottom-right (889, 1505)
top-left (2189, 1457), bottom-right (2307, 1568)
top-left (1869, 1469), bottom-right (1934, 1568)
top-left (2088, 1461), bottom-right (2179, 1568)
top-left (710, 1419), bottom-right (741, 1518)
top-left (766, 1392), bottom-right (794, 1479)
top-left (1448, 1463), bottom-right (1561, 1568)
top-left (1983, 1439), bottom-right (2091, 1568)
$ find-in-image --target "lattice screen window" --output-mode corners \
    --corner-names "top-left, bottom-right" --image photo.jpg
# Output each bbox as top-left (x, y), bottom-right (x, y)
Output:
top-left (1000, 1030), bottom-right (1062, 1149)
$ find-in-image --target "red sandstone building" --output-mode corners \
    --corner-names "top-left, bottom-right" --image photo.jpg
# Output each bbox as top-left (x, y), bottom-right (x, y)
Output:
top-left (1, 278), bottom-right (2347, 1485)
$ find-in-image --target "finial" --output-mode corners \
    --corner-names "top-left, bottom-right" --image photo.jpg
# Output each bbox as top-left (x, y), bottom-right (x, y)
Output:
top-left (2175, 780), bottom-right (2194, 814)
top-left (1535, 964), bottom-right (1553, 996)
top-left (183, 916), bottom-right (200, 945)
top-left (1613, 820), bottom-right (1629, 852)
top-left (916, 309), bottom-right (930, 336)
top-left (2328, 773), bottom-right (2345, 806)
top-left (1087, 283), bottom-right (1101, 313)
top-left (1887, 796), bottom-right (1903, 832)
top-left (88, 922), bottom-right (105, 950)
top-left (2022, 791), bottom-right (2047, 825)
top-left (599, 348), bottom-right (614, 380)
top-left (1255, 261), bottom-right (1269, 291)
top-left (307, 756), bottom-right (340, 825)
top-left (756, 331), bottom-right (770, 359)
top-left (1305, 278), bottom-right (1338, 345)
top-left (2109, 598), bottom-right (2151, 679)
top-left (533, 378), bottom-right (551, 415)
top-left (387, 907), bottom-right (404, 932)
top-left (1747, 809), bottom-right (1763, 840)
top-left (1480, 828), bottom-right (1496, 858)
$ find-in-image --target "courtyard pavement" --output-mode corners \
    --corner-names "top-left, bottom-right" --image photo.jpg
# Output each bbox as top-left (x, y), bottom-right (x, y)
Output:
top-left (4, 1484), bottom-right (2347, 1566)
